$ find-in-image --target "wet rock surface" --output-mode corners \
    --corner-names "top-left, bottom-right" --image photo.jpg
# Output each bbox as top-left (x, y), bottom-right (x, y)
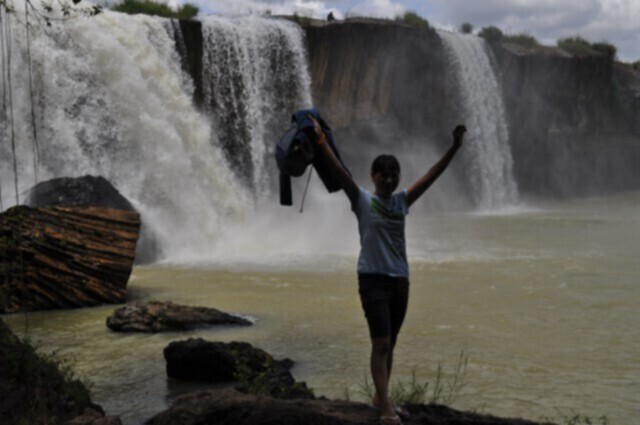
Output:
top-left (146, 387), bottom-right (553, 425)
top-left (106, 301), bottom-right (252, 332)
top-left (164, 339), bottom-right (315, 400)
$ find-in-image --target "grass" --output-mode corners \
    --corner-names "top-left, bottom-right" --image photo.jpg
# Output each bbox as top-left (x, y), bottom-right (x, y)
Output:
top-left (540, 411), bottom-right (609, 425)
top-left (0, 320), bottom-right (93, 423)
top-left (112, 0), bottom-right (199, 19)
top-left (344, 350), bottom-right (469, 406)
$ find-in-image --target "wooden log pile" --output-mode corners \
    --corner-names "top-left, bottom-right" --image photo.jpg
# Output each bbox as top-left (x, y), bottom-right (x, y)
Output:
top-left (0, 206), bottom-right (140, 313)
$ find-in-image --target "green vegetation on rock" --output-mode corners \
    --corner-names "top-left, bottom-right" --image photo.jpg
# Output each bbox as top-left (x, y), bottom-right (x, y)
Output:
top-left (558, 36), bottom-right (617, 60)
top-left (504, 33), bottom-right (540, 49)
top-left (395, 11), bottom-right (430, 29)
top-left (460, 22), bottom-right (474, 34)
top-left (478, 25), bottom-right (504, 43)
top-left (112, 0), bottom-right (198, 19)
top-left (0, 319), bottom-right (94, 424)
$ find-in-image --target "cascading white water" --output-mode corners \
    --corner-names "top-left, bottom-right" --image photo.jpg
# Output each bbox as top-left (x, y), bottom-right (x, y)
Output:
top-left (0, 10), bottom-right (313, 261)
top-left (200, 15), bottom-right (312, 194)
top-left (438, 30), bottom-right (519, 210)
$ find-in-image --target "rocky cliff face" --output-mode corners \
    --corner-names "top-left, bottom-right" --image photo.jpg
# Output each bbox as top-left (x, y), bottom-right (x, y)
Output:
top-left (304, 20), bottom-right (450, 134)
top-left (491, 43), bottom-right (640, 196)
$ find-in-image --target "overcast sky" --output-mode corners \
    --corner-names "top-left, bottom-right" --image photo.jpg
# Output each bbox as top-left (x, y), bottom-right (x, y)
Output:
top-left (168, 0), bottom-right (640, 62)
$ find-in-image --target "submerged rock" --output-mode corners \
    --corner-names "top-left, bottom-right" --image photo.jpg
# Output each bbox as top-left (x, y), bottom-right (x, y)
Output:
top-left (0, 205), bottom-right (139, 313)
top-left (106, 301), bottom-right (252, 332)
top-left (164, 339), bottom-right (314, 400)
top-left (146, 387), bottom-right (552, 425)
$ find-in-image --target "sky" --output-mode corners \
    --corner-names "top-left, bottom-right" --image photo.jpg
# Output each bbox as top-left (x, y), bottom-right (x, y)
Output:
top-left (162, 0), bottom-right (640, 62)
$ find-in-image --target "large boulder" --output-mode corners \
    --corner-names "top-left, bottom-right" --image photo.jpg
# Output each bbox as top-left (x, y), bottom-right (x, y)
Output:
top-left (0, 205), bottom-right (139, 313)
top-left (25, 175), bottom-right (135, 211)
top-left (106, 301), bottom-right (252, 332)
top-left (146, 387), bottom-right (553, 425)
top-left (24, 175), bottom-right (160, 263)
top-left (164, 339), bottom-right (315, 400)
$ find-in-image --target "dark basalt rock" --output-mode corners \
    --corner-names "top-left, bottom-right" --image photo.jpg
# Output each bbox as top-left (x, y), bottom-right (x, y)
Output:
top-left (106, 301), bottom-right (252, 332)
top-left (24, 175), bottom-right (161, 264)
top-left (163, 339), bottom-right (314, 400)
top-left (146, 387), bottom-right (554, 425)
top-left (24, 175), bottom-right (136, 211)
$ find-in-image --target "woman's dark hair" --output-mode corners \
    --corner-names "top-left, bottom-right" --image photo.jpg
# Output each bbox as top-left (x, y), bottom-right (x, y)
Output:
top-left (371, 154), bottom-right (400, 175)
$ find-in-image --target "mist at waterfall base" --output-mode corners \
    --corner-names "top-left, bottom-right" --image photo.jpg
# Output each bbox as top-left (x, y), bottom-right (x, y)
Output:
top-left (1, 10), bottom-right (639, 425)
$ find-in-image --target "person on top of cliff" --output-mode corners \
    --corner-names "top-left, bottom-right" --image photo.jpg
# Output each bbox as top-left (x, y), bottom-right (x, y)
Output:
top-left (327, 11), bottom-right (336, 21)
top-left (309, 116), bottom-right (466, 425)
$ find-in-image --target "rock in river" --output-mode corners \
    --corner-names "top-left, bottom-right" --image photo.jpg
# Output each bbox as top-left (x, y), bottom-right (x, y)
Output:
top-left (164, 339), bottom-right (315, 400)
top-left (106, 301), bottom-right (252, 332)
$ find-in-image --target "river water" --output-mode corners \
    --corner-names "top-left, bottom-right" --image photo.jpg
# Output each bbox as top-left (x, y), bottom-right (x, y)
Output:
top-left (3, 192), bottom-right (639, 424)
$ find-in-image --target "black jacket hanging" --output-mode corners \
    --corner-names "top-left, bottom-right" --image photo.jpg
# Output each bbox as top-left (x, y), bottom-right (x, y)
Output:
top-left (275, 108), bottom-right (350, 206)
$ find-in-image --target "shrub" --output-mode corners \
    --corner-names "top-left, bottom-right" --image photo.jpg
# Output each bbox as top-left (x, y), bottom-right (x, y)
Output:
top-left (557, 36), bottom-right (598, 56)
top-left (591, 41), bottom-right (617, 60)
top-left (112, 0), bottom-right (199, 19)
top-left (504, 33), bottom-right (540, 48)
top-left (395, 11), bottom-right (430, 29)
top-left (460, 22), bottom-right (474, 34)
top-left (478, 26), bottom-right (503, 43)
top-left (632, 61), bottom-right (640, 71)
top-left (290, 12), bottom-right (312, 26)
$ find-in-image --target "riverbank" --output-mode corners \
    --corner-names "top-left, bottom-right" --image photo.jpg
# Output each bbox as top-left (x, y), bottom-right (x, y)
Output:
top-left (1, 316), bottom-right (555, 425)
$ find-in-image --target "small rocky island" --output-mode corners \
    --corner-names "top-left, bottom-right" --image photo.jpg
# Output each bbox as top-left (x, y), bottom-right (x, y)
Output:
top-left (106, 301), bottom-right (252, 332)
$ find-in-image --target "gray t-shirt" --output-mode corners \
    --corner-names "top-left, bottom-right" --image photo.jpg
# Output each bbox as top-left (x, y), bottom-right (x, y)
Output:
top-left (354, 187), bottom-right (409, 277)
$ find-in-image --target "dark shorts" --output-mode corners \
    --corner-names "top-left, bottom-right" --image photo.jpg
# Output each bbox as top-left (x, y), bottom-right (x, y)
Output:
top-left (358, 273), bottom-right (409, 340)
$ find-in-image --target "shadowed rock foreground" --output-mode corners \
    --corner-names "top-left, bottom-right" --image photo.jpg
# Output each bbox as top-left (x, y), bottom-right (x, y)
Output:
top-left (147, 387), bottom-right (554, 425)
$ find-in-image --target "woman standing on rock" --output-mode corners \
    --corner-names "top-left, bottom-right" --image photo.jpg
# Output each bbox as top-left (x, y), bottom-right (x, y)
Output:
top-left (310, 117), bottom-right (466, 425)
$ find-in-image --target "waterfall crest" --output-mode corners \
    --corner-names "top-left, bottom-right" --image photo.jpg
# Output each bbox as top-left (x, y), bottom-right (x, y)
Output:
top-left (0, 11), bottom-right (313, 261)
top-left (200, 15), bottom-right (312, 194)
top-left (438, 30), bottom-right (519, 210)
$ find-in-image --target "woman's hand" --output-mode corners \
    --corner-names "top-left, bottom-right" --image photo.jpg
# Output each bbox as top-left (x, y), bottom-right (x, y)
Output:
top-left (309, 115), bottom-right (326, 145)
top-left (453, 125), bottom-right (466, 147)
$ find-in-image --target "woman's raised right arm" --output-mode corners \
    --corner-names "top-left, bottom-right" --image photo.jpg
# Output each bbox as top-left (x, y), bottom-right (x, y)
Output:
top-left (310, 116), bottom-right (360, 207)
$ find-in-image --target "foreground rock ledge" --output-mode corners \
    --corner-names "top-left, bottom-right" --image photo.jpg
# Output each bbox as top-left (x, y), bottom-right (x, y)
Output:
top-left (164, 339), bottom-right (314, 400)
top-left (0, 318), bottom-right (121, 425)
top-left (0, 205), bottom-right (140, 313)
top-left (107, 301), bottom-right (252, 332)
top-left (146, 387), bottom-right (553, 425)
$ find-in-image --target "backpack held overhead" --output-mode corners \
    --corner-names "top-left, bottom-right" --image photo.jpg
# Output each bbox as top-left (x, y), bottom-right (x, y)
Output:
top-left (275, 108), bottom-right (350, 206)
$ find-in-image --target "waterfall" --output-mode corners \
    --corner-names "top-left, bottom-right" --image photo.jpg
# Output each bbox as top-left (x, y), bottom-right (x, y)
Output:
top-left (200, 15), bottom-right (312, 194)
top-left (0, 10), bottom-right (312, 261)
top-left (438, 30), bottom-right (519, 210)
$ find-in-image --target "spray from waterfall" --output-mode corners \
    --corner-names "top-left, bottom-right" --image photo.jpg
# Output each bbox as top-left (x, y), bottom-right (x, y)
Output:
top-left (0, 11), bottom-right (320, 263)
top-left (438, 30), bottom-right (519, 210)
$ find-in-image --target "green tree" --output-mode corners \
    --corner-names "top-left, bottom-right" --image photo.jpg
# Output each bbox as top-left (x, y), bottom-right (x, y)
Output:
top-left (478, 26), bottom-right (503, 43)
top-left (395, 11), bottom-right (430, 29)
top-left (460, 22), bottom-right (473, 34)
top-left (112, 0), bottom-right (199, 19)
